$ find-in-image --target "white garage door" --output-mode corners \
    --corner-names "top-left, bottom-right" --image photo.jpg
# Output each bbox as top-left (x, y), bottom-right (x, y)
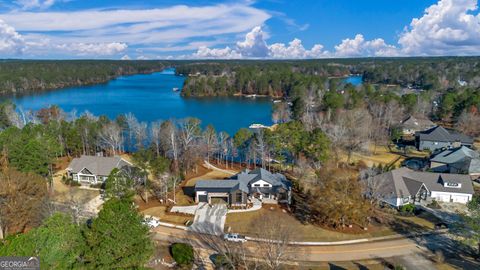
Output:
top-left (435, 194), bottom-right (451, 202)
top-left (452, 195), bottom-right (469, 203)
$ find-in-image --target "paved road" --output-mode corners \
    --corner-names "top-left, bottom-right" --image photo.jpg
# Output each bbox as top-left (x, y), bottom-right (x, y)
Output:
top-left (152, 226), bottom-right (425, 262)
top-left (189, 203), bottom-right (227, 236)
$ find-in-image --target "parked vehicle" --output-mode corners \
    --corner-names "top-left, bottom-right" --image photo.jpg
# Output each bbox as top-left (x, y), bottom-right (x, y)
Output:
top-left (143, 217), bottom-right (161, 228)
top-left (224, 233), bottom-right (247, 243)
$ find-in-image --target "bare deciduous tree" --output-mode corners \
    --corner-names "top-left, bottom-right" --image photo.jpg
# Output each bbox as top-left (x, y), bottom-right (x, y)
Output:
top-left (98, 122), bottom-right (123, 155)
top-left (0, 156), bottom-right (48, 239)
top-left (253, 213), bottom-right (295, 270)
top-left (150, 120), bottom-right (163, 157)
top-left (456, 110), bottom-right (480, 137)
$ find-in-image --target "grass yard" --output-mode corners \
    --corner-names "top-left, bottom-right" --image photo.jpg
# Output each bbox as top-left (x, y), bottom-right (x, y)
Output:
top-left (225, 206), bottom-right (395, 242)
top-left (142, 206), bottom-right (192, 226)
top-left (51, 171), bottom-right (99, 204)
top-left (339, 145), bottom-right (405, 167)
top-left (395, 210), bottom-right (441, 230)
top-left (185, 169), bottom-right (235, 187)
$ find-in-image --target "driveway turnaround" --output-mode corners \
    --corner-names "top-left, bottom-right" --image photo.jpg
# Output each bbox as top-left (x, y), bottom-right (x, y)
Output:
top-left (189, 203), bottom-right (227, 236)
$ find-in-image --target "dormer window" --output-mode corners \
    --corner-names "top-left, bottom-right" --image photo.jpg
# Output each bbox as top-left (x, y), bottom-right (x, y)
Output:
top-left (444, 182), bottom-right (461, 188)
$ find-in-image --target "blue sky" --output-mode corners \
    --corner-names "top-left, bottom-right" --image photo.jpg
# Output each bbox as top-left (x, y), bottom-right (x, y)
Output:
top-left (0, 0), bottom-right (479, 59)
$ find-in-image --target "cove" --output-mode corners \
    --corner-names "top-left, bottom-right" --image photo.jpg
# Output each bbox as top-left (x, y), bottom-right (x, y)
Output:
top-left (11, 68), bottom-right (273, 135)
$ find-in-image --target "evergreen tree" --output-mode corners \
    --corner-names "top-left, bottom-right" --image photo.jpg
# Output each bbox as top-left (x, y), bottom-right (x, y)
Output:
top-left (83, 198), bottom-right (153, 269)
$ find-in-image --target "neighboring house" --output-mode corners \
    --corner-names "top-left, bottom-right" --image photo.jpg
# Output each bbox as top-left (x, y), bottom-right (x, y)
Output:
top-left (400, 116), bottom-right (436, 136)
top-left (415, 126), bottom-right (474, 151)
top-left (430, 146), bottom-right (480, 177)
top-left (371, 167), bottom-right (474, 208)
top-left (67, 155), bottom-right (132, 185)
top-left (194, 168), bottom-right (291, 206)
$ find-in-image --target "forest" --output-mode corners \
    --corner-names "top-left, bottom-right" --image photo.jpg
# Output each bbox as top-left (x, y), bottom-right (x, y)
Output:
top-left (0, 60), bottom-right (169, 96)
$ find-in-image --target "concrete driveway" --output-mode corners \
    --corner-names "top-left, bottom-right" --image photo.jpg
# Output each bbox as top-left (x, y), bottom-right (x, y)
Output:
top-left (189, 203), bottom-right (227, 236)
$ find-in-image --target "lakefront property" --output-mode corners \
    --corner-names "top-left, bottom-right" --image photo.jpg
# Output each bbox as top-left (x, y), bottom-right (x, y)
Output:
top-left (67, 155), bottom-right (132, 185)
top-left (194, 168), bottom-right (292, 206)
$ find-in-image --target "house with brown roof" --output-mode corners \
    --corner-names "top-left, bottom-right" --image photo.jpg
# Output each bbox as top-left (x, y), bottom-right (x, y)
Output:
top-left (400, 116), bottom-right (436, 135)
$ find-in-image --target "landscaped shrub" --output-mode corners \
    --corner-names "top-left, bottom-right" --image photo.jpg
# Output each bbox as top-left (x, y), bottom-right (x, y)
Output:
top-left (399, 203), bottom-right (415, 216)
top-left (427, 199), bottom-right (441, 209)
top-left (61, 176), bottom-right (80, 186)
top-left (171, 243), bottom-right (194, 266)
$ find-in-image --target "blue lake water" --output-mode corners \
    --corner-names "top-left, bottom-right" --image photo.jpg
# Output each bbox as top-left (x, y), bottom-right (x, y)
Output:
top-left (10, 69), bottom-right (362, 135)
top-left (343, 75), bottom-right (363, 86)
top-left (11, 69), bottom-right (273, 135)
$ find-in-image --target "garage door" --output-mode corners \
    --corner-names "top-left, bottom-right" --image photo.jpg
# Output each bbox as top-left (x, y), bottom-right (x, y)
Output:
top-left (210, 197), bottom-right (228, 204)
top-left (452, 195), bottom-right (469, 203)
top-left (435, 194), bottom-right (451, 202)
top-left (198, 195), bottom-right (208, 203)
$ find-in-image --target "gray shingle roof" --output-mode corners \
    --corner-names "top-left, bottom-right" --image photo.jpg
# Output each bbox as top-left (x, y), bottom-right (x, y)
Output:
top-left (195, 168), bottom-right (291, 193)
top-left (372, 167), bottom-right (474, 199)
top-left (67, 155), bottom-right (131, 176)
top-left (416, 126), bottom-right (473, 144)
top-left (431, 146), bottom-right (479, 164)
top-left (451, 158), bottom-right (480, 174)
top-left (194, 180), bottom-right (239, 189)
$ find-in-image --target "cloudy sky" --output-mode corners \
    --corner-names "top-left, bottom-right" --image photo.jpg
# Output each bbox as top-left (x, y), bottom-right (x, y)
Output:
top-left (0, 0), bottom-right (479, 59)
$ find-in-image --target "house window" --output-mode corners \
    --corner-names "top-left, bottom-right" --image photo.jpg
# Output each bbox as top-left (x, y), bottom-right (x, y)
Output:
top-left (254, 184), bottom-right (261, 187)
top-left (263, 184), bottom-right (269, 187)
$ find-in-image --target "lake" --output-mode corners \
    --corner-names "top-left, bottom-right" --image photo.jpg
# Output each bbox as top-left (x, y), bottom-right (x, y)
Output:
top-left (10, 69), bottom-right (363, 135)
top-left (343, 75), bottom-right (363, 86)
top-left (11, 69), bottom-right (273, 135)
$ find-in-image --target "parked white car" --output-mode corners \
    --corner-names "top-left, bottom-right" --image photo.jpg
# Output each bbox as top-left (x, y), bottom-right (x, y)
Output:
top-left (224, 233), bottom-right (247, 243)
top-left (143, 217), bottom-right (161, 228)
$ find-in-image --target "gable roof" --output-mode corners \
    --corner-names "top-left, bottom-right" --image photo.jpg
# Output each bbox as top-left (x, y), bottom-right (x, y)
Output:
top-left (401, 116), bottom-right (436, 130)
top-left (431, 146), bottom-right (479, 164)
top-left (195, 168), bottom-right (291, 193)
top-left (67, 155), bottom-right (131, 176)
top-left (450, 158), bottom-right (480, 174)
top-left (372, 167), bottom-right (474, 199)
top-left (194, 180), bottom-right (241, 191)
top-left (416, 126), bottom-right (473, 144)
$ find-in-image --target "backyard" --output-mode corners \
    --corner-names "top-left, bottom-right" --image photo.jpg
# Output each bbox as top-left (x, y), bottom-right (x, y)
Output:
top-left (338, 144), bottom-right (430, 167)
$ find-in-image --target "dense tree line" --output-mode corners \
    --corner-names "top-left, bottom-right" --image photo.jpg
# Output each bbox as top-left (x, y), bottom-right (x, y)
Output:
top-left (0, 60), bottom-right (170, 96)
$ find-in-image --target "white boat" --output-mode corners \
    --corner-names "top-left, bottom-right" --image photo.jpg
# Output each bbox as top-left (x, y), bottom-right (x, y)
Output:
top-left (249, 123), bottom-right (268, 129)
top-left (172, 87), bottom-right (179, 92)
top-left (273, 100), bottom-right (282, 103)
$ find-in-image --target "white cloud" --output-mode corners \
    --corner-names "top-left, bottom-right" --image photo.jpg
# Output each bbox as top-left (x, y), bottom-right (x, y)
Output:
top-left (2, 4), bottom-right (271, 46)
top-left (193, 46), bottom-right (242, 59)
top-left (121, 54), bottom-right (131, 60)
top-left (334, 34), bottom-right (398, 57)
top-left (55, 42), bottom-right (127, 56)
top-left (0, 19), bottom-right (25, 55)
top-left (191, 26), bottom-right (329, 59)
top-left (15, 0), bottom-right (56, 10)
top-left (236, 26), bottom-right (269, 57)
top-left (399, 0), bottom-right (480, 55)
top-left (269, 39), bottom-right (327, 59)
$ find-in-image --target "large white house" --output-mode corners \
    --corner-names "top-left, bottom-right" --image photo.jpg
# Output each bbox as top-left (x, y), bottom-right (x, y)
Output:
top-left (370, 167), bottom-right (474, 207)
top-left (66, 155), bottom-right (132, 185)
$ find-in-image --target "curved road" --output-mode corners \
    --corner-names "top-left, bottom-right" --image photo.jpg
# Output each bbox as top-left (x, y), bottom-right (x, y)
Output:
top-left (151, 226), bottom-right (426, 262)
